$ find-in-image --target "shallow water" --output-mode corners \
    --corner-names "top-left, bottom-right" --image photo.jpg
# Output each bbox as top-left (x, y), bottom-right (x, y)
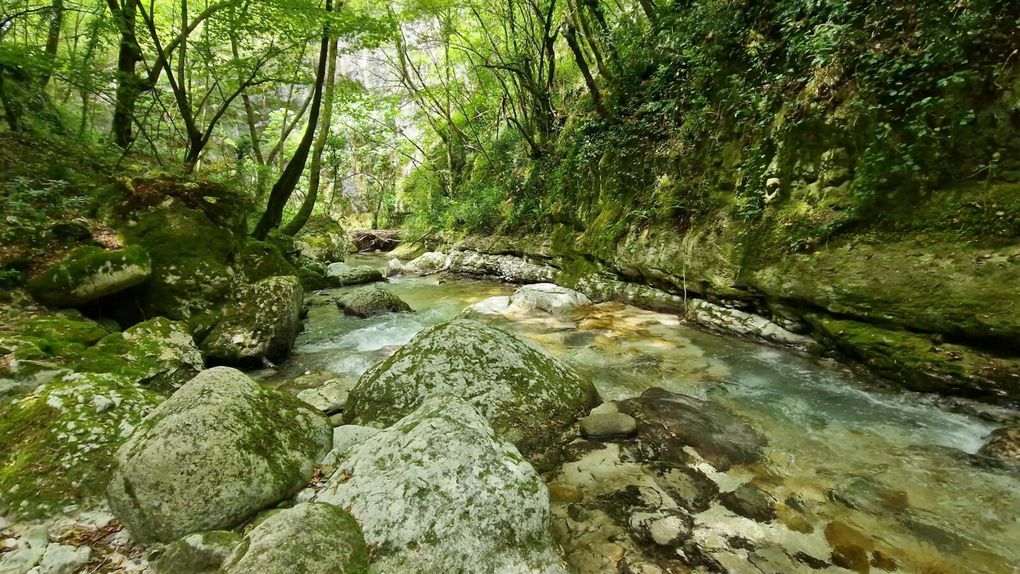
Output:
top-left (277, 255), bottom-right (1020, 573)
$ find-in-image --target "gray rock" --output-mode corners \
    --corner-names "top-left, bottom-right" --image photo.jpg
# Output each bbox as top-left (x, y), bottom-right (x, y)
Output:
top-left (0, 525), bottom-right (48, 574)
top-left (314, 396), bottom-right (565, 574)
top-left (402, 252), bottom-right (448, 275)
top-left (345, 319), bottom-right (599, 460)
top-left (28, 543), bottom-right (89, 574)
top-left (152, 531), bottom-right (243, 574)
top-left (82, 317), bottom-right (203, 390)
top-left (335, 285), bottom-right (412, 318)
top-left (580, 413), bottom-right (637, 439)
top-left (27, 246), bottom-right (151, 307)
top-left (296, 378), bottom-right (357, 414)
top-left (201, 276), bottom-right (303, 365)
top-left (509, 283), bottom-right (592, 314)
top-left (321, 425), bottom-right (381, 466)
top-left (446, 250), bottom-right (558, 283)
top-left (107, 367), bottom-right (332, 542)
top-left (325, 264), bottom-right (384, 286)
top-left (458, 295), bottom-right (512, 318)
top-left (589, 402), bottom-right (619, 416)
top-left (221, 503), bottom-right (368, 574)
top-left (386, 258), bottom-right (404, 277)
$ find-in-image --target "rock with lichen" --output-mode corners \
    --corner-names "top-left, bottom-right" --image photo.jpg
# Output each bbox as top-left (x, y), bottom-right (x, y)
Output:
top-left (335, 285), bottom-right (412, 318)
top-left (0, 372), bottom-right (162, 520)
top-left (107, 367), bottom-right (332, 543)
top-left (344, 319), bottom-right (598, 462)
top-left (200, 276), bottom-right (303, 365)
top-left (220, 502), bottom-right (368, 574)
top-left (27, 245), bottom-right (151, 307)
top-left (315, 395), bottom-right (564, 574)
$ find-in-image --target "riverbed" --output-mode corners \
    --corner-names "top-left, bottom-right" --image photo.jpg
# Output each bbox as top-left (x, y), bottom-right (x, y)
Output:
top-left (272, 255), bottom-right (1020, 574)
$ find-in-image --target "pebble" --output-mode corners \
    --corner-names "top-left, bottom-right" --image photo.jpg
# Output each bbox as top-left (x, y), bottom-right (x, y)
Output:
top-left (580, 413), bottom-right (637, 439)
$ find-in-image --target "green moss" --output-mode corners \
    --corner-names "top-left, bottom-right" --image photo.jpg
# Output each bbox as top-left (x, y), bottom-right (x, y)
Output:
top-left (117, 200), bottom-right (240, 322)
top-left (0, 373), bottom-right (162, 519)
top-left (809, 315), bottom-right (1020, 401)
top-left (27, 245), bottom-right (151, 307)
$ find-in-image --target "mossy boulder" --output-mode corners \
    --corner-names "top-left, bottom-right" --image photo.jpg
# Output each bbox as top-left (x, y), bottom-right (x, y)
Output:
top-left (0, 309), bottom-right (109, 381)
top-left (325, 263), bottom-right (384, 286)
top-left (335, 285), bottom-right (412, 318)
top-left (27, 245), bottom-right (151, 307)
top-left (809, 315), bottom-right (1020, 402)
top-left (314, 395), bottom-right (564, 574)
top-left (345, 319), bottom-right (599, 460)
top-left (221, 503), bottom-right (368, 574)
top-left (107, 367), bottom-right (332, 543)
top-left (0, 372), bottom-right (162, 520)
top-left (201, 276), bottom-right (303, 366)
top-left (152, 531), bottom-right (243, 574)
top-left (116, 199), bottom-right (241, 326)
top-left (295, 215), bottom-right (352, 264)
top-left (235, 238), bottom-right (300, 284)
top-left (78, 317), bottom-right (203, 391)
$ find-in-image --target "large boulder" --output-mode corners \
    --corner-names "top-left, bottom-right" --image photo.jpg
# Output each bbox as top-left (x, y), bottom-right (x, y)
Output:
top-left (345, 319), bottom-right (599, 459)
top-left (106, 367), bottom-right (332, 543)
top-left (350, 229), bottom-right (401, 252)
top-left (0, 372), bottom-right (162, 520)
top-left (115, 197), bottom-right (244, 327)
top-left (201, 276), bottom-right (303, 365)
top-left (296, 216), bottom-right (353, 263)
top-left (220, 503), bottom-right (369, 574)
top-left (335, 285), bottom-right (412, 318)
top-left (27, 246), bottom-right (151, 307)
top-left (152, 531), bottom-right (243, 574)
top-left (325, 263), bottom-right (384, 287)
top-left (314, 396), bottom-right (565, 574)
top-left (402, 252), bottom-right (448, 275)
top-left (509, 283), bottom-right (592, 314)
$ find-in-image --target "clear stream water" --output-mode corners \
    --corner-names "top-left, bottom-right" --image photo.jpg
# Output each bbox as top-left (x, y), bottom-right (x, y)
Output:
top-left (272, 255), bottom-right (1020, 574)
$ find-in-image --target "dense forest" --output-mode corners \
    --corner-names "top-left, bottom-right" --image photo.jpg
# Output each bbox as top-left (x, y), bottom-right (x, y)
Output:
top-left (1, 0), bottom-right (1019, 573)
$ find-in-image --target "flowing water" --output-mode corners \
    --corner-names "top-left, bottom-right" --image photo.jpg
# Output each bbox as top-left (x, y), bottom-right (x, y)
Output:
top-left (273, 255), bottom-right (1020, 574)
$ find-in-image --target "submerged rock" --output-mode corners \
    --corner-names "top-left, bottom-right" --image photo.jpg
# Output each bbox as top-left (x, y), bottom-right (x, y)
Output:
top-left (201, 276), bottom-right (303, 365)
top-left (107, 367), bottom-right (332, 543)
top-left (509, 283), bottom-right (592, 314)
top-left (28, 245), bottom-right (151, 307)
top-left (720, 483), bottom-right (778, 522)
top-left (314, 395), bottom-right (565, 574)
top-left (221, 503), bottom-right (368, 574)
top-left (152, 531), bottom-right (243, 574)
top-left (619, 387), bottom-right (766, 470)
top-left (0, 372), bottom-right (162, 520)
top-left (979, 425), bottom-right (1020, 463)
top-left (325, 263), bottom-right (384, 286)
top-left (345, 319), bottom-right (599, 460)
top-left (335, 285), bottom-right (412, 318)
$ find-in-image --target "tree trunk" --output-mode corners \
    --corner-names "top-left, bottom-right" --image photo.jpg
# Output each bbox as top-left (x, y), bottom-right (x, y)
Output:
top-left (282, 34), bottom-right (339, 236)
top-left (252, 0), bottom-right (333, 240)
top-left (40, 0), bottom-right (64, 88)
top-left (564, 23), bottom-right (611, 121)
top-left (0, 71), bottom-right (23, 131)
top-left (637, 0), bottom-right (658, 24)
top-left (110, 0), bottom-right (142, 148)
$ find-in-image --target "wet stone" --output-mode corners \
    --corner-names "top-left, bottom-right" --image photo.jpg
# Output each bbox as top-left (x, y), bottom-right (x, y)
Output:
top-left (719, 483), bottom-right (777, 522)
top-left (619, 387), bottom-right (766, 470)
top-left (580, 413), bottom-right (637, 439)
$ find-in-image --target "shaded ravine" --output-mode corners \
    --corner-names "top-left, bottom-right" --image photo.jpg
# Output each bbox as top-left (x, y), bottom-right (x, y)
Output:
top-left (269, 255), bottom-right (1020, 574)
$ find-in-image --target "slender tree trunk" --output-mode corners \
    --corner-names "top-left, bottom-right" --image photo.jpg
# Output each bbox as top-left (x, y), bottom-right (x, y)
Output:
top-left (282, 35), bottom-right (338, 236)
top-left (0, 71), bottom-right (22, 131)
top-left (637, 0), bottom-right (658, 24)
top-left (252, 0), bottom-right (333, 240)
top-left (564, 23), bottom-right (611, 121)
